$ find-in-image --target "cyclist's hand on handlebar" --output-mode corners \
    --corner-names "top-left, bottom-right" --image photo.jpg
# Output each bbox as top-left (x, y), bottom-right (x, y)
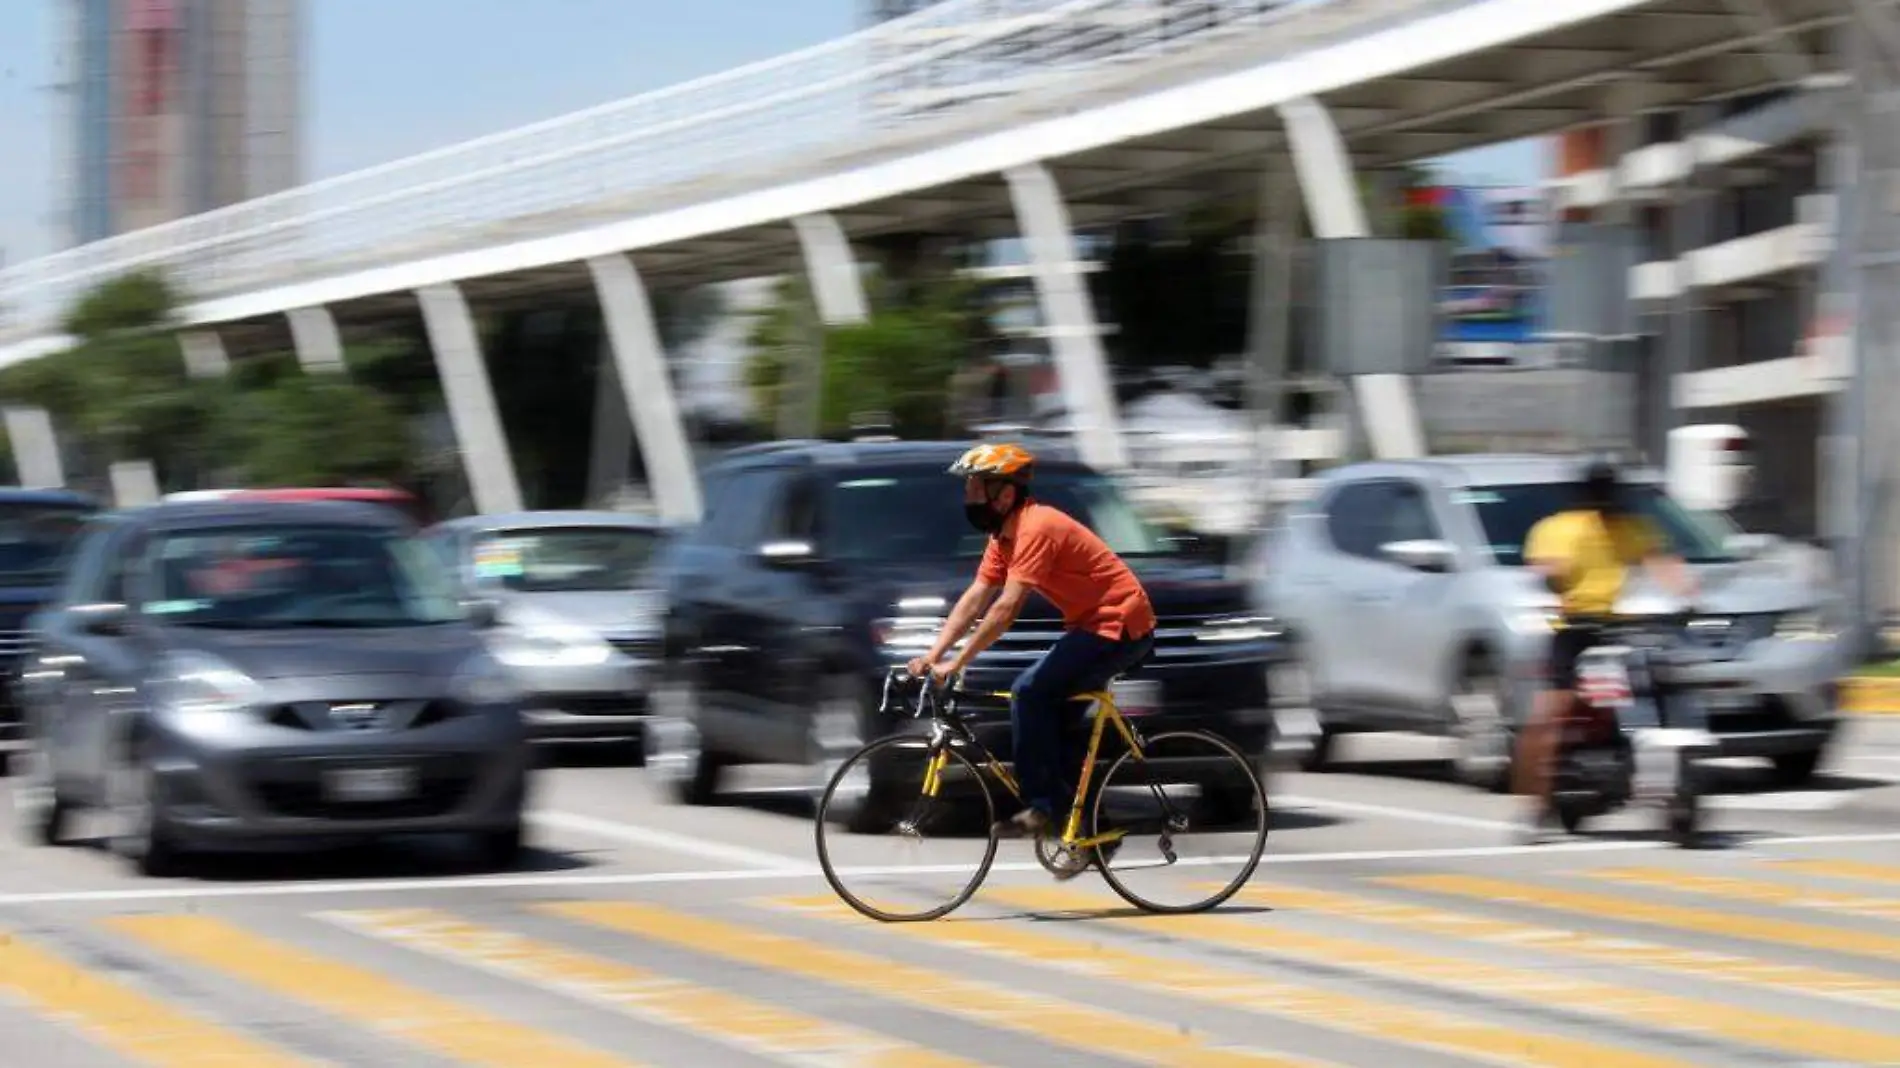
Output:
top-left (927, 660), bottom-right (960, 685)
top-left (904, 656), bottom-right (932, 679)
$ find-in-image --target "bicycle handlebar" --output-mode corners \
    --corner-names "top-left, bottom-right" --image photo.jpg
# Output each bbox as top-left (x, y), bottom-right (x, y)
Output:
top-left (879, 665), bottom-right (1010, 720)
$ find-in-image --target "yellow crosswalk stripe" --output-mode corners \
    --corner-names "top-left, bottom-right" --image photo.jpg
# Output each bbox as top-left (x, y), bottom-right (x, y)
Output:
top-left (770, 891), bottom-right (1698, 1068)
top-left (106, 914), bottom-right (638, 1068)
top-left (323, 907), bottom-right (982, 1068)
top-left (1228, 882), bottom-right (1900, 1012)
top-left (1382, 873), bottom-right (1900, 964)
top-left (0, 927), bottom-right (313, 1067)
top-left (543, 900), bottom-right (1324, 1068)
top-left (1773, 859), bottom-right (1900, 886)
top-left (1585, 867), bottom-right (1900, 922)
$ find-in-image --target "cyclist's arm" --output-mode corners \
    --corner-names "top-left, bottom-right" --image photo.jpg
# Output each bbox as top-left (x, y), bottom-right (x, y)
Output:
top-left (946, 578), bottom-right (1033, 674)
top-left (1524, 518), bottom-right (1570, 595)
top-left (922, 580), bottom-right (1001, 666)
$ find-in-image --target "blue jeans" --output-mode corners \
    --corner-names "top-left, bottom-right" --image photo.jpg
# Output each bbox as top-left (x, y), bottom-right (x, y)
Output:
top-left (1010, 628), bottom-right (1155, 819)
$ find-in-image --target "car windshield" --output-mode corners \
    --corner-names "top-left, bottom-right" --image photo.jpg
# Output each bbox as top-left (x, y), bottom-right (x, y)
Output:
top-left (1460, 481), bottom-right (1734, 565)
top-left (821, 466), bottom-right (1172, 562)
top-left (471, 526), bottom-right (658, 592)
top-left (0, 502), bottom-right (94, 585)
top-left (142, 524), bottom-right (466, 628)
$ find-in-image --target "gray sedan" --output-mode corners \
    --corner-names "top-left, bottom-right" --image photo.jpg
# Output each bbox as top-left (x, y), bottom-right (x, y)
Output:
top-left (424, 512), bottom-right (667, 744)
top-left (10, 500), bottom-right (532, 875)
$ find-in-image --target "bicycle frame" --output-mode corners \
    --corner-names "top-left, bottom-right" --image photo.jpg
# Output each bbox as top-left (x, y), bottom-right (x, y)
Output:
top-left (882, 668), bottom-right (1148, 852)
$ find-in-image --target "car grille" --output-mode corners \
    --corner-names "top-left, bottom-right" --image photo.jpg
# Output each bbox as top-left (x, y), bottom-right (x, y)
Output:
top-left (0, 628), bottom-right (33, 664)
top-left (606, 635), bottom-right (660, 661)
top-left (967, 613), bottom-right (1271, 669)
top-left (1672, 613), bottom-right (1776, 661)
top-left (262, 699), bottom-right (461, 732)
top-left (247, 753), bottom-right (476, 820)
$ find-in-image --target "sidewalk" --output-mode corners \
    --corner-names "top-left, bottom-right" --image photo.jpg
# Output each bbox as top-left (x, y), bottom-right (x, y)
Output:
top-left (1840, 676), bottom-right (1900, 715)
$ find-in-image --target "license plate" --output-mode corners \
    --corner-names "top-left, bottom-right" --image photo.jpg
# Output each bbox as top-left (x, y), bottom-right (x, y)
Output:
top-left (1577, 661), bottom-right (1633, 708)
top-left (322, 766), bottom-right (416, 803)
top-left (1106, 678), bottom-right (1162, 718)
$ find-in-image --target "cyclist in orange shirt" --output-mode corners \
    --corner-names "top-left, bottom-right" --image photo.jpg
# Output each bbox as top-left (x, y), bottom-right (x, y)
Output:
top-left (907, 444), bottom-right (1157, 861)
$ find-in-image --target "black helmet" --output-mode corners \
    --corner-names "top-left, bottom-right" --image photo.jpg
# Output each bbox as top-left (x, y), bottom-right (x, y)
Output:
top-left (1579, 458), bottom-right (1622, 511)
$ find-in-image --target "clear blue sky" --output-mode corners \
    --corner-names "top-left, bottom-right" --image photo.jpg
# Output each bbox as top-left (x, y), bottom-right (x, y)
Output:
top-left (0, 0), bottom-right (1541, 266)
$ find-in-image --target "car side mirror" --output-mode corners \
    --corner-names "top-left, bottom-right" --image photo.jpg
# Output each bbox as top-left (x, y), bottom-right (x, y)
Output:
top-left (1379, 538), bottom-right (1457, 573)
top-left (460, 599), bottom-right (501, 629)
top-left (757, 539), bottom-right (820, 569)
top-left (72, 602), bottom-right (130, 636)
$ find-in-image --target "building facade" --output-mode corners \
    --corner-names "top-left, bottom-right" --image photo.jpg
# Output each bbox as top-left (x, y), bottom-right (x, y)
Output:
top-left (55, 0), bottom-right (302, 249)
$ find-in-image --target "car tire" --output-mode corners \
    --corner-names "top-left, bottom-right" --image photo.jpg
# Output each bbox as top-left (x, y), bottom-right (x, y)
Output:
top-left (809, 674), bottom-right (895, 834)
top-left (1771, 747), bottom-right (1824, 787)
top-left (1449, 654), bottom-right (1514, 793)
top-left (644, 669), bottom-right (723, 806)
top-left (11, 740), bottom-right (69, 847)
top-left (474, 822), bottom-right (525, 870)
top-left (109, 739), bottom-right (182, 878)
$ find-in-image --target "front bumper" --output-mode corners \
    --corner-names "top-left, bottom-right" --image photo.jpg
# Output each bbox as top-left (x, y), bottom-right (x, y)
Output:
top-left (1504, 627), bottom-right (1846, 757)
top-left (146, 703), bottom-right (531, 846)
top-left (508, 659), bottom-right (651, 739)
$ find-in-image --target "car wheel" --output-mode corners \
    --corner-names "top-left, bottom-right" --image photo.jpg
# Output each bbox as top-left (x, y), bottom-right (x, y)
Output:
top-left (109, 740), bottom-right (181, 877)
top-left (11, 739), bottom-right (69, 847)
top-left (809, 675), bottom-right (892, 833)
top-left (1771, 747), bottom-right (1824, 787)
top-left (644, 671), bottom-right (723, 806)
top-left (473, 822), bottom-right (525, 870)
top-left (1449, 655), bottom-right (1513, 792)
top-left (1269, 645), bottom-right (1333, 773)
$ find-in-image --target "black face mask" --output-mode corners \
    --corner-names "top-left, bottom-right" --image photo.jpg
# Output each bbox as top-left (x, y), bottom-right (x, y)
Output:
top-left (964, 501), bottom-right (1004, 534)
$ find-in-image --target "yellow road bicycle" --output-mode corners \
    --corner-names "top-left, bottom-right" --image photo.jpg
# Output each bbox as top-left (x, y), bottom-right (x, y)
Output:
top-left (815, 666), bottom-right (1269, 922)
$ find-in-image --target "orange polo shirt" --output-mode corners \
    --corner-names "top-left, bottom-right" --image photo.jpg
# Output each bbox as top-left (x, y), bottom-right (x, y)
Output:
top-left (978, 501), bottom-right (1156, 641)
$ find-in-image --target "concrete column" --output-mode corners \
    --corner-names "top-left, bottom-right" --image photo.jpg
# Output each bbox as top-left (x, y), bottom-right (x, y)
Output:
top-left (285, 305), bottom-right (346, 372)
top-left (108, 460), bottom-right (161, 508)
top-left (792, 213), bottom-right (870, 325)
top-left (1664, 105), bottom-right (1714, 459)
top-left (1245, 159), bottom-right (1298, 518)
top-left (585, 335), bottom-right (635, 507)
top-left (2, 407), bottom-right (64, 489)
top-left (415, 283), bottom-right (524, 515)
top-left (586, 253), bottom-right (703, 524)
top-left (1002, 162), bottom-right (1128, 472)
top-left (1275, 96), bottom-right (1423, 460)
top-left (178, 330), bottom-right (230, 378)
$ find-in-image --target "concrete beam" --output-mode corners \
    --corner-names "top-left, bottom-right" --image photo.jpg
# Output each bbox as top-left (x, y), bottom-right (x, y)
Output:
top-left (415, 282), bottom-right (525, 515)
top-left (178, 330), bottom-right (230, 378)
top-left (108, 460), bottom-right (161, 509)
top-left (791, 213), bottom-right (870, 325)
top-left (586, 253), bottom-right (703, 524)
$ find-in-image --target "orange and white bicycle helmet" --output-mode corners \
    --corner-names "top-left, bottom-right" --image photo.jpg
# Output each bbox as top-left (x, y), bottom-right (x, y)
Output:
top-left (947, 442), bottom-right (1035, 482)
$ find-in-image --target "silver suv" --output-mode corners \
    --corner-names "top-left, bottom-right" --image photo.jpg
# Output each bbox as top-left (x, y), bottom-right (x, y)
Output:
top-left (1254, 455), bottom-right (1846, 791)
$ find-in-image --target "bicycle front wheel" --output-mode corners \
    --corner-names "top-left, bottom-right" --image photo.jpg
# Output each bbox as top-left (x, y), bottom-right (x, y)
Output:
top-left (1091, 728), bottom-right (1268, 913)
top-left (815, 734), bottom-right (997, 922)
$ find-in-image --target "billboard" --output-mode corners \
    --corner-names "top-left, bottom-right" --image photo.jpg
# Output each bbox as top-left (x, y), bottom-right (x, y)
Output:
top-left (1414, 184), bottom-right (1554, 345)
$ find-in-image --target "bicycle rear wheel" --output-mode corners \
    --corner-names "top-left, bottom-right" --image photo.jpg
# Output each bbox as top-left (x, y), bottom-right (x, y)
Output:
top-left (1091, 728), bottom-right (1267, 913)
top-left (815, 734), bottom-right (997, 922)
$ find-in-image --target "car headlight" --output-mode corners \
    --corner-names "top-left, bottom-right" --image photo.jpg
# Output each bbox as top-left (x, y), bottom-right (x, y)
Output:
top-left (453, 654), bottom-right (525, 706)
top-left (1775, 610), bottom-right (1837, 642)
top-left (873, 615), bottom-right (943, 652)
top-left (1195, 615), bottom-right (1281, 643)
top-left (490, 621), bottom-right (613, 668)
top-left (148, 652), bottom-right (265, 725)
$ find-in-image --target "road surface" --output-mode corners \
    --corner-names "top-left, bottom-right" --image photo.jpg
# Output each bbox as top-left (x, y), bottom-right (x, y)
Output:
top-left (1, 719), bottom-right (1897, 1068)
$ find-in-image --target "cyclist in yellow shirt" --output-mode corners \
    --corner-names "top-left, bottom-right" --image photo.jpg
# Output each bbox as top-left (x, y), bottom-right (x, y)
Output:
top-left (1515, 459), bottom-right (1696, 840)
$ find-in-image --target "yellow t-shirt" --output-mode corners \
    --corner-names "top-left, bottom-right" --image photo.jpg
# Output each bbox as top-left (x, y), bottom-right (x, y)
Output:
top-left (1523, 509), bottom-right (1662, 619)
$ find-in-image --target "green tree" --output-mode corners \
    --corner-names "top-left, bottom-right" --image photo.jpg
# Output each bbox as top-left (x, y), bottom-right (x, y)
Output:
top-left (214, 372), bottom-right (414, 487)
top-left (744, 274), bottom-right (977, 439)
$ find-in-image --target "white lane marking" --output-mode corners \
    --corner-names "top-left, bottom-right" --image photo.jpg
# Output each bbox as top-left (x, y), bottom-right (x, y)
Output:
top-left (529, 810), bottom-right (812, 873)
top-left (1275, 794), bottom-right (1520, 832)
top-left (13, 832), bottom-right (1900, 907)
top-left (1704, 792), bottom-right (1854, 812)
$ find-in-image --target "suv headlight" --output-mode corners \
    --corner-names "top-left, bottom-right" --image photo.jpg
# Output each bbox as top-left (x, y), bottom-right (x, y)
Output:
top-left (1509, 608), bottom-right (1561, 635)
top-left (148, 652), bottom-right (265, 726)
top-left (874, 615), bottom-right (943, 652)
top-left (453, 654), bottom-right (524, 706)
top-left (490, 621), bottom-right (613, 668)
top-left (1775, 610), bottom-right (1837, 642)
top-left (1195, 615), bottom-right (1281, 643)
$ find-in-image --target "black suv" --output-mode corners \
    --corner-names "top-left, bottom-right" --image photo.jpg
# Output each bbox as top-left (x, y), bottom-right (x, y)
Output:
top-left (641, 439), bottom-right (1286, 830)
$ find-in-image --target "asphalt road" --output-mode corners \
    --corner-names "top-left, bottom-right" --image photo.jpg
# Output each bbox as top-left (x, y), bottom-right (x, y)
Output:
top-left (1, 720), bottom-right (1898, 1068)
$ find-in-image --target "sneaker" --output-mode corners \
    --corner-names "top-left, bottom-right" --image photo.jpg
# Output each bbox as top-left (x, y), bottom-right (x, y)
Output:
top-left (1516, 802), bottom-right (1556, 845)
top-left (992, 808), bottom-right (1051, 839)
top-left (1050, 836), bottom-right (1123, 882)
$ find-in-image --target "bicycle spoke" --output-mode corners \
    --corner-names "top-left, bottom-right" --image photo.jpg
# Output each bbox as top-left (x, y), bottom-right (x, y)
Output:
top-left (1091, 729), bottom-right (1268, 913)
